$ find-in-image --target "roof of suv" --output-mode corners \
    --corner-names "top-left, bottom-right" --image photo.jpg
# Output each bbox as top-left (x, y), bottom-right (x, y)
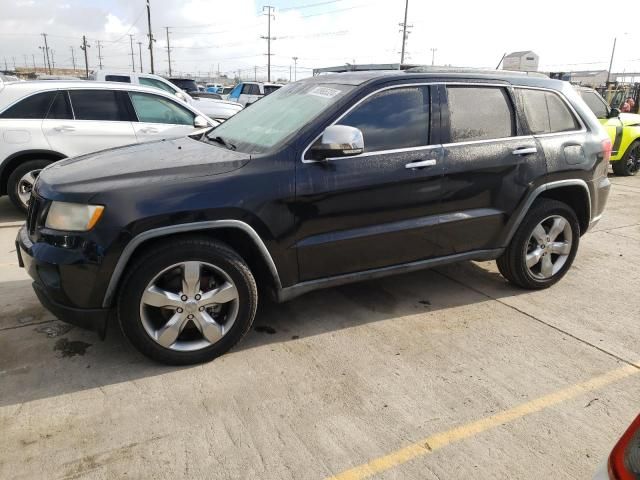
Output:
top-left (304, 69), bottom-right (566, 90)
top-left (0, 80), bottom-right (186, 109)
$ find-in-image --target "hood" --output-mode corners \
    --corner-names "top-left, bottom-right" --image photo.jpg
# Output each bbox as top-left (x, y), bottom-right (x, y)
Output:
top-left (36, 136), bottom-right (250, 201)
top-left (619, 113), bottom-right (640, 127)
top-left (192, 97), bottom-right (242, 108)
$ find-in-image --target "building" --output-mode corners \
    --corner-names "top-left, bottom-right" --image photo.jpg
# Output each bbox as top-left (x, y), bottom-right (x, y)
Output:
top-left (502, 51), bottom-right (539, 72)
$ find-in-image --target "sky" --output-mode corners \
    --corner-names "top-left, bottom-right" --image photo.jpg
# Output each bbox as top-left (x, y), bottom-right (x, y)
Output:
top-left (1, 0), bottom-right (639, 81)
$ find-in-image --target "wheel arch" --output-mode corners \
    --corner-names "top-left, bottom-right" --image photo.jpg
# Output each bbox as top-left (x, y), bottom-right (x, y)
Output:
top-left (102, 220), bottom-right (282, 308)
top-left (503, 180), bottom-right (591, 245)
top-left (0, 149), bottom-right (66, 195)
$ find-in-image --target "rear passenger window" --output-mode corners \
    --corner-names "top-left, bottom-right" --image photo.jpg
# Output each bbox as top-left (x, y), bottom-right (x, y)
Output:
top-left (338, 86), bottom-right (430, 152)
top-left (0, 91), bottom-right (56, 119)
top-left (129, 92), bottom-right (195, 125)
top-left (69, 90), bottom-right (130, 121)
top-left (519, 89), bottom-right (580, 134)
top-left (46, 91), bottom-right (73, 120)
top-left (447, 87), bottom-right (514, 142)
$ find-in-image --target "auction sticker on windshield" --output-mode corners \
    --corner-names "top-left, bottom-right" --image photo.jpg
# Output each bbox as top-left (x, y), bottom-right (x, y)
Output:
top-left (308, 86), bottom-right (342, 99)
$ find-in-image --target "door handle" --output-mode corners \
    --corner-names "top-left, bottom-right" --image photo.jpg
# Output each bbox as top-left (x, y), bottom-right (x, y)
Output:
top-left (405, 159), bottom-right (437, 169)
top-left (512, 147), bottom-right (537, 155)
top-left (139, 127), bottom-right (158, 134)
top-left (53, 125), bottom-right (75, 132)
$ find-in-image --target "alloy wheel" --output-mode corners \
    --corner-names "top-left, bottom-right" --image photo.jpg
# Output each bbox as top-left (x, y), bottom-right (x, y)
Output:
top-left (139, 261), bottom-right (239, 351)
top-left (627, 144), bottom-right (640, 175)
top-left (17, 169), bottom-right (41, 208)
top-left (525, 215), bottom-right (573, 280)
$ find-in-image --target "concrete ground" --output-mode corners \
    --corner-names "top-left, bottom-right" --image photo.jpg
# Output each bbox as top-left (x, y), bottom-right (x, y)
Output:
top-left (0, 176), bottom-right (639, 480)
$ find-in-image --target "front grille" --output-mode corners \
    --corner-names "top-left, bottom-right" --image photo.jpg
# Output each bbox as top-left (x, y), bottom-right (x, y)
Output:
top-left (26, 195), bottom-right (48, 239)
top-left (26, 195), bottom-right (39, 236)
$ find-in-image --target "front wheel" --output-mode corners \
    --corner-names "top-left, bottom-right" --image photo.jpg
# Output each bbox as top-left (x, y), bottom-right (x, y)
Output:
top-left (612, 141), bottom-right (640, 176)
top-left (497, 199), bottom-right (580, 289)
top-left (7, 159), bottom-right (52, 213)
top-left (118, 237), bottom-right (258, 365)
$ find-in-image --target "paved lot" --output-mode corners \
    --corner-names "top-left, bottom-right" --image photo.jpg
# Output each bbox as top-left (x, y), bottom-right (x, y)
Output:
top-left (0, 176), bottom-right (639, 480)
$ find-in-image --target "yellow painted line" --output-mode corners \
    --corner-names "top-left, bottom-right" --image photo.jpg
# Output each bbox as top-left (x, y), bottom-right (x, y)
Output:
top-left (328, 362), bottom-right (640, 480)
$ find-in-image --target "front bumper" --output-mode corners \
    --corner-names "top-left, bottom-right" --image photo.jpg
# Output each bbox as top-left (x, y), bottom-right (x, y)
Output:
top-left (16, 225), bottom-right (110, 337)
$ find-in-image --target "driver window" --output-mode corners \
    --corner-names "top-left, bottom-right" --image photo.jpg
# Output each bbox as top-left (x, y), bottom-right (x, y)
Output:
top-left (129, 92), bottom-right (195, 125)
top-left (337, 86), bottom-right (430, 153)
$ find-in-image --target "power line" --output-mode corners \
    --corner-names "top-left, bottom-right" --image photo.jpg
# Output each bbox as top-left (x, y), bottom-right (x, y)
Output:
top-left (279, 0), bottom-right (343, 11)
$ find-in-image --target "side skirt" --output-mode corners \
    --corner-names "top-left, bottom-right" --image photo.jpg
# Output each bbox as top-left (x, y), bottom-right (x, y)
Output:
top-left (277, 248), bottom-right (504, 302)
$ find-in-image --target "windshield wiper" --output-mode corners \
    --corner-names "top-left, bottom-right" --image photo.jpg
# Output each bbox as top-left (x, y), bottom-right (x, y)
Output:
top-left (208, 135), bottom-right (237, 151)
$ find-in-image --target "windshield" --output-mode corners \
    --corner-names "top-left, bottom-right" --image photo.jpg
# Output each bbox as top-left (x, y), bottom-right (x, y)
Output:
top-left (170, 79), bottom-right (198, 92)
top-left (264, 85), bottom-right (281, 95)
top-left (208, 82), bottom-right (353, 153)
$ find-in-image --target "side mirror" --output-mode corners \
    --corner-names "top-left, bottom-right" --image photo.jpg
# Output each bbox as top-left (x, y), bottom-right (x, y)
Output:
top-left (193, 115), bottom-right (209, 128)
top-left (310, 125), bottom-right (364, 161)
top-left (608, 108), bottom-right (621, 119)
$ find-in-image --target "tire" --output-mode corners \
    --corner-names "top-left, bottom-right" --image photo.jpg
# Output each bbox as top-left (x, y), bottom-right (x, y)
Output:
top-left (117, 237), bottom-right (258, 365)
top-left (7, 159), bottom-right (52, 213)
top-left (497, 198), bottom-right (580, 290)
top-left (612, 140), bottom-right (640, 176)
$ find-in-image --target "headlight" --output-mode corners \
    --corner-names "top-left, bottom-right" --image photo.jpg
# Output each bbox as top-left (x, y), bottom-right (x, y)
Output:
top-left (45, 202), bottom-right (105, 231)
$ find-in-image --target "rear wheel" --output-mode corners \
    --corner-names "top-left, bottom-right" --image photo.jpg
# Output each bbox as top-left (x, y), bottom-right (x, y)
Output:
top-left (7, 159), bottom-right (52, 212)
top-left (497, 199), bottom-right (580, 289)
top-left (118, 237), bottom-right (258, 365)
top-left (612, 140), bottom-right (640, 176)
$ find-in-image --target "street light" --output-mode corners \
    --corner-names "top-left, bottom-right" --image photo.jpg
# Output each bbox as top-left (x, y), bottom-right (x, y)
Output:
top-left (608, 32), bottom-right (629, 85)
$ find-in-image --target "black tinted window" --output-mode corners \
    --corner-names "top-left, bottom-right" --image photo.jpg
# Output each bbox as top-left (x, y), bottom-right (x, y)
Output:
top-left (520, 89), bottom-right (580, 134)
top-left (339, 86), bottom-right (430, 152)
top-left (264, 85), bottom-right (280, 95)
top-left (0, 91), bottom-right (55, 119)
top-left (580, 92), bottom-right (608, 119)
top-left (105, 75), bottom-right (131, 83)
top-left (170, 79), bottom-right (198, 92)
top-left (46, 91), bottom-right (73, 120)
top-left (447, 87), bottom-right (514, 142)
top-left (242, 84), bottom-right (260, 95)
top-left (69, 90), bottom-right (130, 121)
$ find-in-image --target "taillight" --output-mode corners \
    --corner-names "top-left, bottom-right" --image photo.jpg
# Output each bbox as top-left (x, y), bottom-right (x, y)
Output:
top-left (608, 414), bottom-right (640, 479)
top-left (602, 138), bottom-right (613, 163)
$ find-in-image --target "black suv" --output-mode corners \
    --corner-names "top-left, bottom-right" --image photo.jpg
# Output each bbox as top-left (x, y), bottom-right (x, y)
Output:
top-left (17, 70), bottom-right (611, 364)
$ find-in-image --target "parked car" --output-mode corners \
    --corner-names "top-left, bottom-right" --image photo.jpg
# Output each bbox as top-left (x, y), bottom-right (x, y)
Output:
top-left (17, 70), bottom-right (611, 364)
top-left (227, 81), bottom-right (283, 106)
top-left (91, 70), bottom-right (242, 122)
top-left (593, 414), bottom-right (640, 479)
top-left (0, 80), bottom-right (217, 211)
top-left (206, 83), bottom-right (223, 93)
top-left (218, 86), bottom-right (235, 100)
top-left (576, 86), bottom-right (640, 176)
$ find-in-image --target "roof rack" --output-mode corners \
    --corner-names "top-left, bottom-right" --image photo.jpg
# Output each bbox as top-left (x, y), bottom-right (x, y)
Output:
top-left (406, 65), bottom-right (549, 78)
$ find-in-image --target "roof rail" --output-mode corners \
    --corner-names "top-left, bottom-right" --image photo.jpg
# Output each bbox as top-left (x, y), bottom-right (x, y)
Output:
top-left (406, 65), bottom-right (549, 78)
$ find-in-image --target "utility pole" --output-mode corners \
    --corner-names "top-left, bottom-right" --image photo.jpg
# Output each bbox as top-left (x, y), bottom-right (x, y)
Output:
top-left (23, 54), bottom-right (28, 68)
top-left (430, 48), bottom-right (437, 66)
top-left (32, 54), bottom-right (36, 72)
top-left (70, 46), bottom-right (76, 71)
top-left (607, 37), bottom-right (617, 85)
top-left (80, 35), bottom-right (90, 79)
top-left (399, 0), bottom-right (411, 66)
top-left (138, 41), bottom-right (143, 72)
top-left (3, 58), bottom-right (7, 71)
top-left (129, 35), bottom-right (136, 72)
top-left (50, 50), bottom-right (55, 70)
top-left (41, 33), bottom-right (52, 73)
top-left (165, 27), bottom-right (172, 76)
top-left (292, 56), bottom-right (298, 81)
top-left (12, 57), bottom-right (16, 70)
top-left (254, 65), bottom-right (257, 81)
top-left (96, 40), bottom-right (103, 69)
top-left (147, 0), bottom-right (155, 73)
top-left (262, 5), bottom-right (275, 82)
top-left (38, 46), bottom-right (47, 72)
